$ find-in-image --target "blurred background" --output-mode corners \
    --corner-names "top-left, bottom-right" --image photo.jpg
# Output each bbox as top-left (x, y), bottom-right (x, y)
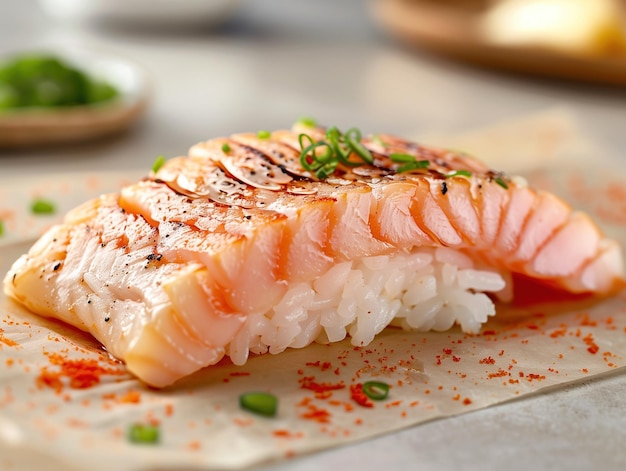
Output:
top-left (1, 2), bottom-right (626, 470)
top-left (0, 0), bottom-right (625, 178)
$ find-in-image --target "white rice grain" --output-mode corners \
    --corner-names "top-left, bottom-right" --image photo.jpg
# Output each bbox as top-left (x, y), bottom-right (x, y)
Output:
top-left (225, 247), bottom-right (507, 364)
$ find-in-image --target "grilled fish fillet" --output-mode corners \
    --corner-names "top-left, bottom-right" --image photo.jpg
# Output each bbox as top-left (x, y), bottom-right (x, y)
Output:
top-left (4, 124), bottom-right (624, 387)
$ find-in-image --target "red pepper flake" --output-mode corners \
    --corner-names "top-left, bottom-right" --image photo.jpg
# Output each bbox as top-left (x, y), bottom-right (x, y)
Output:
top-left (482, 329), bottom-right (497, 336)
top-left (527, 324), bottom-right (539, 330)
top-left (354, 418), bottom-right (363, 426)
top-left (583, 333), bottom-right (600, 354)
top-left (297, 369), bottom-right (304, 375)
top-left (550, 327), bottom-right (567, 338)
top-left (36, 352), bottom-right (125, 393)
top-left (579, 313), bottom-right (597, 327)
top-left (479, 356), bottom-right (496, 365)
top-left (526, 373), bottom-right (546, 381)
top-left (462, 397), bottom-right (472, 405)
top-left (120, 390), bottom-right (141, 404)
top-left (299, 376), bottom-right (345, 393)
top-left (452, 393), bottom-right (461, 401)
top-left (452, 356), bottom-right (461, 362)
top-left (508, 378), bottom-right (519, 384)
top-left (314, 391), bottom-right (334, 400)
top-left (272, 429), bottom-right (304, 439)
top-left (582, 368), bottom-right (589, 373)
top-left (349, 383), bottom-right (373, 408)
top-left (384, 400), bottom-right (402, 409)
top-left (488, 369), bottom-right (509, 379)
top-left (164, 404), bottom-right (174, 417)
top-left (300, 404), bottom-right (332, 423)
top-left (0, 329), bottom-right (19, 347)
top-left (498, 350), bottom-right (505, 357)
top-left (443, 348), bottom-right (453, 355)
top-left (36, 369), bottom-right (64, 393)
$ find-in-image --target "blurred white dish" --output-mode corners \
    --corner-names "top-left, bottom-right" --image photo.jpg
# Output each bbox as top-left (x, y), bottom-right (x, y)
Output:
top-left (0, 48), bottom-right (150, 148)
top-left (37, 0), bottom-right (240, 27)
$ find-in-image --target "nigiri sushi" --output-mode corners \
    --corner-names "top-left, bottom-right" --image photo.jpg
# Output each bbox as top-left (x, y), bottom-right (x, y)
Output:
top-left (3, 123), bottom-right (624, 388)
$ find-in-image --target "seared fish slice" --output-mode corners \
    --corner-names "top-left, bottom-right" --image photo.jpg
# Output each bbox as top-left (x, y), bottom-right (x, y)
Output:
top-left (4, 125), bottom-right (624, 387)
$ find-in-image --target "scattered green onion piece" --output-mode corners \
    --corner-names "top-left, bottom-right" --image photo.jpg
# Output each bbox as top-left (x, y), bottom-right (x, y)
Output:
top-left (296, 116), bottom-right (317, 128)
top-left (390, 153), bottom-right (417, 163)
top-left (0, 220), bottom-right (4, 237)
top-left (345, 128), bottom-right (373, 164)
top-left (390, 153), bottom-right (430, 173)
top-left (257, 130), bottom-right (271, 139)
top-left (494, 177), bottom-right (509, 189)
top-left (298, 126), bottom-right (377, 178)
top-left (128, 423), bottom-right (160, 444)
top-left (445, 170), bottom-right (472, 178)
top-left (152, 155), bottom-right (166, 173)
top-left (362, 381), bottom-right (389, 401)
top-left (221, 143), bottom-right (231, 153)
top-left (396, 160), bottom-right (430, 173)
top-left (239, 392), bottom-right (278, 417)
top-left (31, 199), bottom-right (56, 215)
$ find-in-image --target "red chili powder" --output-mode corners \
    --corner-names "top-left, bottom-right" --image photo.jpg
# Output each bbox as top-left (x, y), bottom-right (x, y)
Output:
top-left (349, 383), bottom-right (373, 408)
top-left (0, 329), bottom-right (19, 347)
top-left (300, 404), bottom-right (332, 423)
top-left (299, 376), bottom-right (345, 393)
top-left (36, 352), bottom-right (125, 392)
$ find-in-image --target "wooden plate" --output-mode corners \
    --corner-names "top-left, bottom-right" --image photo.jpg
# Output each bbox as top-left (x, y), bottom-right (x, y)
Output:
top-left (0, 49), bottom-right (150, 149)
top-left (370, 0), bottom-right (626, 86)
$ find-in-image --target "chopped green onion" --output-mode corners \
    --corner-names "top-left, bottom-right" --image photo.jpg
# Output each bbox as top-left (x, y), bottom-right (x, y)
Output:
top-left (31, 199), bottom-right (56, 215)
top-left (345, 127), bottom-right (373, 164)
top-left (397, 160), bottom-right (430, 173)
top-left (494, 177), bottom-right (509, 189)
top-left (362, 381), bottom-right (389, 401)
top-left (239, 392), bottom-right (278, 417)
top-left (257, 130), bottom-right (271, 139)
top-left (152, 155), bottom-right (166, 173)
top-left (221, 142), bottom-right (231, 153)
top-left (390, 153), bottom-right (417, 163)
top-left (0, 220), bottom-right (4, 237)
top-left (298, 126), bottom-right (374, 179)
top-left (445, 170), bottom-right (472, 178)
top-left (296, 116), bottom-right (317, 128)
top-left (389, 153), bottom-right (430, 173)
top-left (128, 423), bottom-right (160, 444)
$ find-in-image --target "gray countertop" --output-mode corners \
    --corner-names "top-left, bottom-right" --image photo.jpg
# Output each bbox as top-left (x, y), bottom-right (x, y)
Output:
top-left (1, 2), bottom-right (625, 470)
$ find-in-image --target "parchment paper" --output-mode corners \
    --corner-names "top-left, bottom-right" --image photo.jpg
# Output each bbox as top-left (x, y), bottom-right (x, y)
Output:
top-left (1, 111), bottom-right (625, 471)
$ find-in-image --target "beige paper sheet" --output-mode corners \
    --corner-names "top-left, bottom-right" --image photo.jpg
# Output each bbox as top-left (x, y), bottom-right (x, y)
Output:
top-left (0, 111), bottom-right (625, 470)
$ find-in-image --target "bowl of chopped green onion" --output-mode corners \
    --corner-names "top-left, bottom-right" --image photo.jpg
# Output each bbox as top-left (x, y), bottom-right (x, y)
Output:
top-left (0, 49), bottom-right (150, 148)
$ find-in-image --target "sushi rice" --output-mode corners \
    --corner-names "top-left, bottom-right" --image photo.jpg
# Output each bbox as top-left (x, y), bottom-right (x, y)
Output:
top-left (228, 247), bottom-right (507, 365)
